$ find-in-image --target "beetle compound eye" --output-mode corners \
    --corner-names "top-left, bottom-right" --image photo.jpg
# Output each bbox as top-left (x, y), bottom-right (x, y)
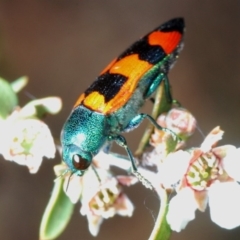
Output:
top-left (72, 154), bottom-right (91, 170)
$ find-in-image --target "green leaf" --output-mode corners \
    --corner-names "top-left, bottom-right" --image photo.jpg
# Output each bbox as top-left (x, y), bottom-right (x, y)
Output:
top-left (39, 179), bottom-right (74, 240)
top-left (11, 76), bottom-right (28, 93)
top-left (0, 77), bottom-right (18, 119)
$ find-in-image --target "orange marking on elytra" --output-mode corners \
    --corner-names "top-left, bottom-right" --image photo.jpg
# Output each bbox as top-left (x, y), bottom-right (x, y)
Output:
top-left (83, 54), bottom-right (153, 114)
top-left (82, 92), bottom-right (106, 112)
top-left (148, 31), bottom-right (182, 54)
top-left (100, 58), bottom-right (117, 75)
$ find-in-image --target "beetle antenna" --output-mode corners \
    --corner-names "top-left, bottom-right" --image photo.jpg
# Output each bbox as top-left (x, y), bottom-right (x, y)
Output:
top-left (54, 168), bottom-right (69, 182)
top-left (91, 165), bottom-right (101, 183)
top-left (65, 171), bottom-right (75, 192)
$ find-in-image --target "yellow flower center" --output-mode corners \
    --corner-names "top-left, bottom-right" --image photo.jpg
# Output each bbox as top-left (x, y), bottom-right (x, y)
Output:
top-left (11, 127), bottom-right (39, 156)
top-left (186, 152), bottom-right (220, 191)
top-left (90, 185), bottom-right (120, 213)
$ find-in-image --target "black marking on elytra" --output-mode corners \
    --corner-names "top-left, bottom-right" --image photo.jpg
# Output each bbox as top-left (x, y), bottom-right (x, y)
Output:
top-left (118, 37), bottom-right (166, 65)
top-left (85, 72), bottom-right (128, 102)
top-left (157, 18), bottom-right (184, 34)
top-left (117, 18), bottom-right (184, 65)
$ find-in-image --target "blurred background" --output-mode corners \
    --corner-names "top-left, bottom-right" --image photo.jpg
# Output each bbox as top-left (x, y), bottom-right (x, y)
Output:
top-left (0, 0), bottom-right (240, 239)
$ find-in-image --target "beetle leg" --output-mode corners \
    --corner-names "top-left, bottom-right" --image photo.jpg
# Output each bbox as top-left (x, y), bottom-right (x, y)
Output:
top-left (110, 135), bottom-right (154, 190)
top-left (144, 73), bottom-right (172, 103)
top-left (123, 113), bottom-right (176, 141)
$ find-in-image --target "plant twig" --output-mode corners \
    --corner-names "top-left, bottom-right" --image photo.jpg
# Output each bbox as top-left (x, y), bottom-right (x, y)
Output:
top-left (148, 187), bottom-right (171, 240)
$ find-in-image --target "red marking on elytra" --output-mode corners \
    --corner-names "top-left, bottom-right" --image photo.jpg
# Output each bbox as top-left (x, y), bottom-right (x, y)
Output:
top-left (148, 31), bottom-right (182, 54)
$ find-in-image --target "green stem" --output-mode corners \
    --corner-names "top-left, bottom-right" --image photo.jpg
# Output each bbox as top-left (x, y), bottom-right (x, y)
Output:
top-left (135, 82), bottom-right (171, 157)
top-left (148, 188), bottom-right (172, 240)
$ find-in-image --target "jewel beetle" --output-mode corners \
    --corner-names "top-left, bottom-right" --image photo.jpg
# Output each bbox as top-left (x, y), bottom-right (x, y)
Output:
top-left (61, 18), bottom-right (185, 188)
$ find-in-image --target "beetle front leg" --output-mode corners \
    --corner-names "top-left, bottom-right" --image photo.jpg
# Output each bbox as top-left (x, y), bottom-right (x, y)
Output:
top-left (109, 135), bottom-right (153, 190)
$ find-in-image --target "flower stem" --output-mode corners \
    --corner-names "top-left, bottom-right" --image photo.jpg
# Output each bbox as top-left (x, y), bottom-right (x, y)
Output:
top-left (135, 82), bottom-right (171, 157)
top-left (148, 188), bottom-right (171, 240)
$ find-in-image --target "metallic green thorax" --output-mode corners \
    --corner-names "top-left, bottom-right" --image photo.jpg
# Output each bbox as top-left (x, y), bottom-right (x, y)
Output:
top-left (61, 106), bottom-right (108, 174)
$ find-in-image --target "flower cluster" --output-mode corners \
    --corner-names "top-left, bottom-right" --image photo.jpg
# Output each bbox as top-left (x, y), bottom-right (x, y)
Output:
top-left (54, 151), bottom-right (137, 236)
top-left (147, 108), bottom-right (240, 232)
top-left (0, 76), bottom-right (61, 173)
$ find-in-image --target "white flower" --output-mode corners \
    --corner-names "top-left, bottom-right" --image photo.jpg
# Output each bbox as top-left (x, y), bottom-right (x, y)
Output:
top-left (54, 154), bottom-right (136, 237)
top-left (155, 127), bottom-right (240, 231)
top-left (0, 111), bottom-right (56, 173)
top-left (80, 172), bottom-right (135, 236)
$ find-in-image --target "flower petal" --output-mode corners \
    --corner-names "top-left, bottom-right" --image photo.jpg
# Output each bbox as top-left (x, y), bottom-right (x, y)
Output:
top-left (221, 147), bottom-right (240, 181)
top-left (158, 150), bottom-right (190, 188)
top-left (116, 175), bottom-right (138, 186)
top-left (10, 76), bottom-right (28, 93)
top-left (167, 188), bottom-right (198, 232)
top-left (200, 126), bottom-right (224, 153)
top-left (212, 145), bottom-right (236, 160)
top-left (209, 181), bottom-right (240, 229)
top-left (114, 193), bottom-right (134, 217)
top-left (20, 97), bottom-right (62, 118)
top-left (194, 190), bottom-right (208, 212)
top-left (86, 213), bottom-right (103, 237)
